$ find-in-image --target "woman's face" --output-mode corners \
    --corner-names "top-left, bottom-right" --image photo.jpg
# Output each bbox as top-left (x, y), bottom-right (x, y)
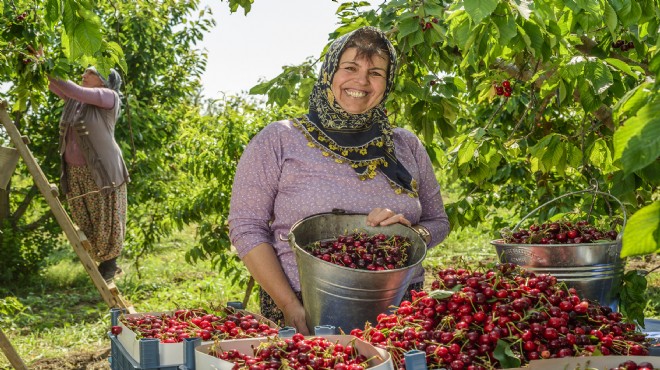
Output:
top-left (81, 69), bottom-right (105, 88)
top-left (331, 47), bottom-right (388, 114)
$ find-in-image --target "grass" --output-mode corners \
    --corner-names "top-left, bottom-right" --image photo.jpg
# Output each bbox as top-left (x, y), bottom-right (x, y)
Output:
top-left (0, 223), bottom-right (658, 368)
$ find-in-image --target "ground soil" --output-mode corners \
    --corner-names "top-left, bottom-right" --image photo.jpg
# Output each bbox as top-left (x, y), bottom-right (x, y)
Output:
top-left (28, 348), bottom-right (110, 369)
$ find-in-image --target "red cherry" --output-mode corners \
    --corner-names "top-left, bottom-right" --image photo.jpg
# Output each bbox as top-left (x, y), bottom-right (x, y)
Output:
top-left (111, 325), bottom-right (122, 335)
top-left (502, 80), bottom-right (511, 88)
top-left (503, 90), bottom-right (511, 97)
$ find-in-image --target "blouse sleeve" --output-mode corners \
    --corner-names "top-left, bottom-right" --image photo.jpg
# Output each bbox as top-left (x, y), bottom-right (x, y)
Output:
top-left (228, 123), bottom-right (283, 258)
top-left (47, 77), bottom-right (116, 109)
top-left (48, 77), bottom-right (67, 100)
top-left (405, 131), bottom-right (450, 247)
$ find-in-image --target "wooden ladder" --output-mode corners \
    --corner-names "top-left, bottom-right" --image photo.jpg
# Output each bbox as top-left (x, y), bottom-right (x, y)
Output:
top-left (0, 101), bottom-right (135, 314)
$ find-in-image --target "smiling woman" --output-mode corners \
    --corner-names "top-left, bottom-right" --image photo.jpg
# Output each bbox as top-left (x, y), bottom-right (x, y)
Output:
top-left (227, 26), bottom-right (450, 334)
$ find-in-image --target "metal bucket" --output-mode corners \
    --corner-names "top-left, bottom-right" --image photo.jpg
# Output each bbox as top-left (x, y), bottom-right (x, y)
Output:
top-left (492, 189), bottom-right (626, 311)
top-left (491, 239), bottom-right (624, 310)
top-left (288, 212), bottom-right (427, 333)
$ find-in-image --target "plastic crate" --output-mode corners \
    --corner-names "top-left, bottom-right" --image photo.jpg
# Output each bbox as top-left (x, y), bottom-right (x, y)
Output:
top-left (108, 333), bottom-right (199, 370)
top-left (194, 334), bottom-right (393, 370)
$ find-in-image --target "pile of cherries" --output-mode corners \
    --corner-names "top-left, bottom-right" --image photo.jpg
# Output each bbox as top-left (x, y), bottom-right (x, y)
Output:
top-left (209, 332), bottom-right (372, 370)
top-left (349, 263), bottom-right (650, 370)
top-left (502, 219), bottom-right (618, 244)
top-left (610, 360), bottom-right (655, 370)
top-left (117, 307), bottom-right (279, 343)
top-left (306, 231), bottom-right (411, 271)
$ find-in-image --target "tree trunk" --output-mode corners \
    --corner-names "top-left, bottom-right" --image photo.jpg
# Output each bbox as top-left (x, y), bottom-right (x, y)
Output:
top-left (0, 182), bottom-right (10, 223)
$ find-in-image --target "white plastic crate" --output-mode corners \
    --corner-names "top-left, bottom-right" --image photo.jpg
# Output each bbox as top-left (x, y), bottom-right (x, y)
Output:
top-left (194, 334), bottom-right (393, 370)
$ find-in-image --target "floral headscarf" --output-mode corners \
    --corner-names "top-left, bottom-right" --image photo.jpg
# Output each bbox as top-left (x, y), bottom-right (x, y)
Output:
top-left (293, 26), bottom-right (418, 197)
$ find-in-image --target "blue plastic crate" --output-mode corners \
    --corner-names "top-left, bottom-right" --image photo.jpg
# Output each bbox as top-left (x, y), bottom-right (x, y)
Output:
top-left (108, 333), bottom-right (199, 370)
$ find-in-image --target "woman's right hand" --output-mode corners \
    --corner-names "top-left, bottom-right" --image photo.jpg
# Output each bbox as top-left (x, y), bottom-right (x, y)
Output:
top-left (282, 299), bottom-right (310, 335)
top-left (367, 207), bottom-right (411, 227)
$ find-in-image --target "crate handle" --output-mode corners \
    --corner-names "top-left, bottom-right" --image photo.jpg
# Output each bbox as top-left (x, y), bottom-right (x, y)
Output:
top-left (513, 189), bottom-right (627, 238)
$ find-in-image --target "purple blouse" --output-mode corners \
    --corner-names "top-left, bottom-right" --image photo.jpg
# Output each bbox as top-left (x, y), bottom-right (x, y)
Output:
top-left (228, 119), bottom-right (450, 291)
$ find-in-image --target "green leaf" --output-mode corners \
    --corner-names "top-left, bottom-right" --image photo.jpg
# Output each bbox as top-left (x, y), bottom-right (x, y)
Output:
top-left (621, 202), bottom-right (660, 257)
top-left (605, 58), bottom-right (637, 78)
top-left (577, 79), bottom-right (600, 112)
top-left (530, 134), bottom-right (564, 173)
top-left (464, 0), bottom-right (498, 24)
top-left (398, 17), bottom-right (421, 38)
top-left (45, 0), bottom-right (60, 27)
top-left (457, 139), bottom-right (479, 165)
top-left (588, 139), bottom-right (616, 173)
top-left (428, 289), bottom-right (454, 300)
top-left (516, 24), bottom-right (534, 56)
top-left (613, 82), bottom-right (651, 122)
top-left (249, 79), bottom-right (276, 95)
top-left (70, 20), bottom-right (103, 59)
top-left (521, 21), bottom-right (544, 57)
top-left (613, 100), bottom-right (660, 174)
top-left (649, 51), bottom-right (660, 76)
top-left (492, 13), bottom-right (517, 45)
top-left (107, 41), bottom-right (127, 72)
top-left (493, 339), bottom-right (521, 368)
top-left (407, 28), bottom-right (426, 47)
top-left (603, 1), bottom-right (618, 36)
top-left (561, 57), bottom-right (586, 80)
top-left (585, 61), bottom-right (614, 95)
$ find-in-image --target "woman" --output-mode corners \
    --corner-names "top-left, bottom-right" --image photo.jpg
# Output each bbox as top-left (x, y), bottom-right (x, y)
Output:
top-left (48, 67), bottom-right (129, 282)
top-left (228, 27), bottom-right (449, 334)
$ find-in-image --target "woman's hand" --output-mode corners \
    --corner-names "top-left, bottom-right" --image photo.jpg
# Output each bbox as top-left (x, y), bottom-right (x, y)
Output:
top-left (282, 299), bottom-right (310, 335)
top-left (367, 208), bottom-right (411, 227)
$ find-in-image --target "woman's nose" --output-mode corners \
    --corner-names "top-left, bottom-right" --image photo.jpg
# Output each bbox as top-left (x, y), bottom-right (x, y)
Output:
top-left (354, 71), bottom-right (369, 85)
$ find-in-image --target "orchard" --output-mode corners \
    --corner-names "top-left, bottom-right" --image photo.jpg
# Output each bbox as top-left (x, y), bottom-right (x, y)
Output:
top-left (0, 0), bottom-right (659, 367)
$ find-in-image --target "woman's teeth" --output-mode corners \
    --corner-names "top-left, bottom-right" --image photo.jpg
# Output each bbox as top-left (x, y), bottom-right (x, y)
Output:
top-left (346, 90), bottom-right (366, 98)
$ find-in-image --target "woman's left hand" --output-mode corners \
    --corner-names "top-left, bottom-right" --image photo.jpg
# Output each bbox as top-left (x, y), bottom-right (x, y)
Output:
top-left (366, 208), bottom-right (411, 227)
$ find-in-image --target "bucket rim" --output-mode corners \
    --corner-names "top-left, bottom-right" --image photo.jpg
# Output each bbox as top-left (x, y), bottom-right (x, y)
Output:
top-left (288, 213), bottom-right (427, 273)
top-left (292, 241), bottom-right (427, 274)
top-left (490, 238), bottom-right (621, 248)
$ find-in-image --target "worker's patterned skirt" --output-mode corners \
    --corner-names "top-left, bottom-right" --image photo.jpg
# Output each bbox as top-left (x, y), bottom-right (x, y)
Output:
top-left (65, 165), bottom-right (127, 263)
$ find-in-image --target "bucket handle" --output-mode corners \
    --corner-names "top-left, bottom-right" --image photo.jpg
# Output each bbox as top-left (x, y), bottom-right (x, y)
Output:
top-left (512, 189), bottom-right (627, 238)
top-left (281, 209), bottom-right (367, 242)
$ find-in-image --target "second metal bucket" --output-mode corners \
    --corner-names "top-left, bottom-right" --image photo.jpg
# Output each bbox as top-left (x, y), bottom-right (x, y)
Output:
top-left (288, 212), bottom-right (427, 334)
top-left (491, 239), bottom-right (624, 311)
top-left (492, 189), bottom-right (626, 312)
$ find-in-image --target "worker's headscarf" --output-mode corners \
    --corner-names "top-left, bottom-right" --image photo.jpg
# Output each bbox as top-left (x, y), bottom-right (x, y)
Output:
top-left (86, 66), bottom-right (122, 92)
top-left (294, 26), bottom-right (417, 197)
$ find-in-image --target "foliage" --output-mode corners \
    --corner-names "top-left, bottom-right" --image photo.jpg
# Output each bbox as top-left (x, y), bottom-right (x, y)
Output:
top-left (251, 0), bottom-right (660, 260)
top-left (0, 0), bottom-right (223, 281)
top-left (167, 96), bottom-right (305, 302)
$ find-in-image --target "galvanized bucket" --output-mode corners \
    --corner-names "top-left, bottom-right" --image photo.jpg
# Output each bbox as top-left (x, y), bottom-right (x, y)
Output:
top-left (287, 211), bottom-right (427, 333)
top-left (492, 190), bottom-right (626, 311)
